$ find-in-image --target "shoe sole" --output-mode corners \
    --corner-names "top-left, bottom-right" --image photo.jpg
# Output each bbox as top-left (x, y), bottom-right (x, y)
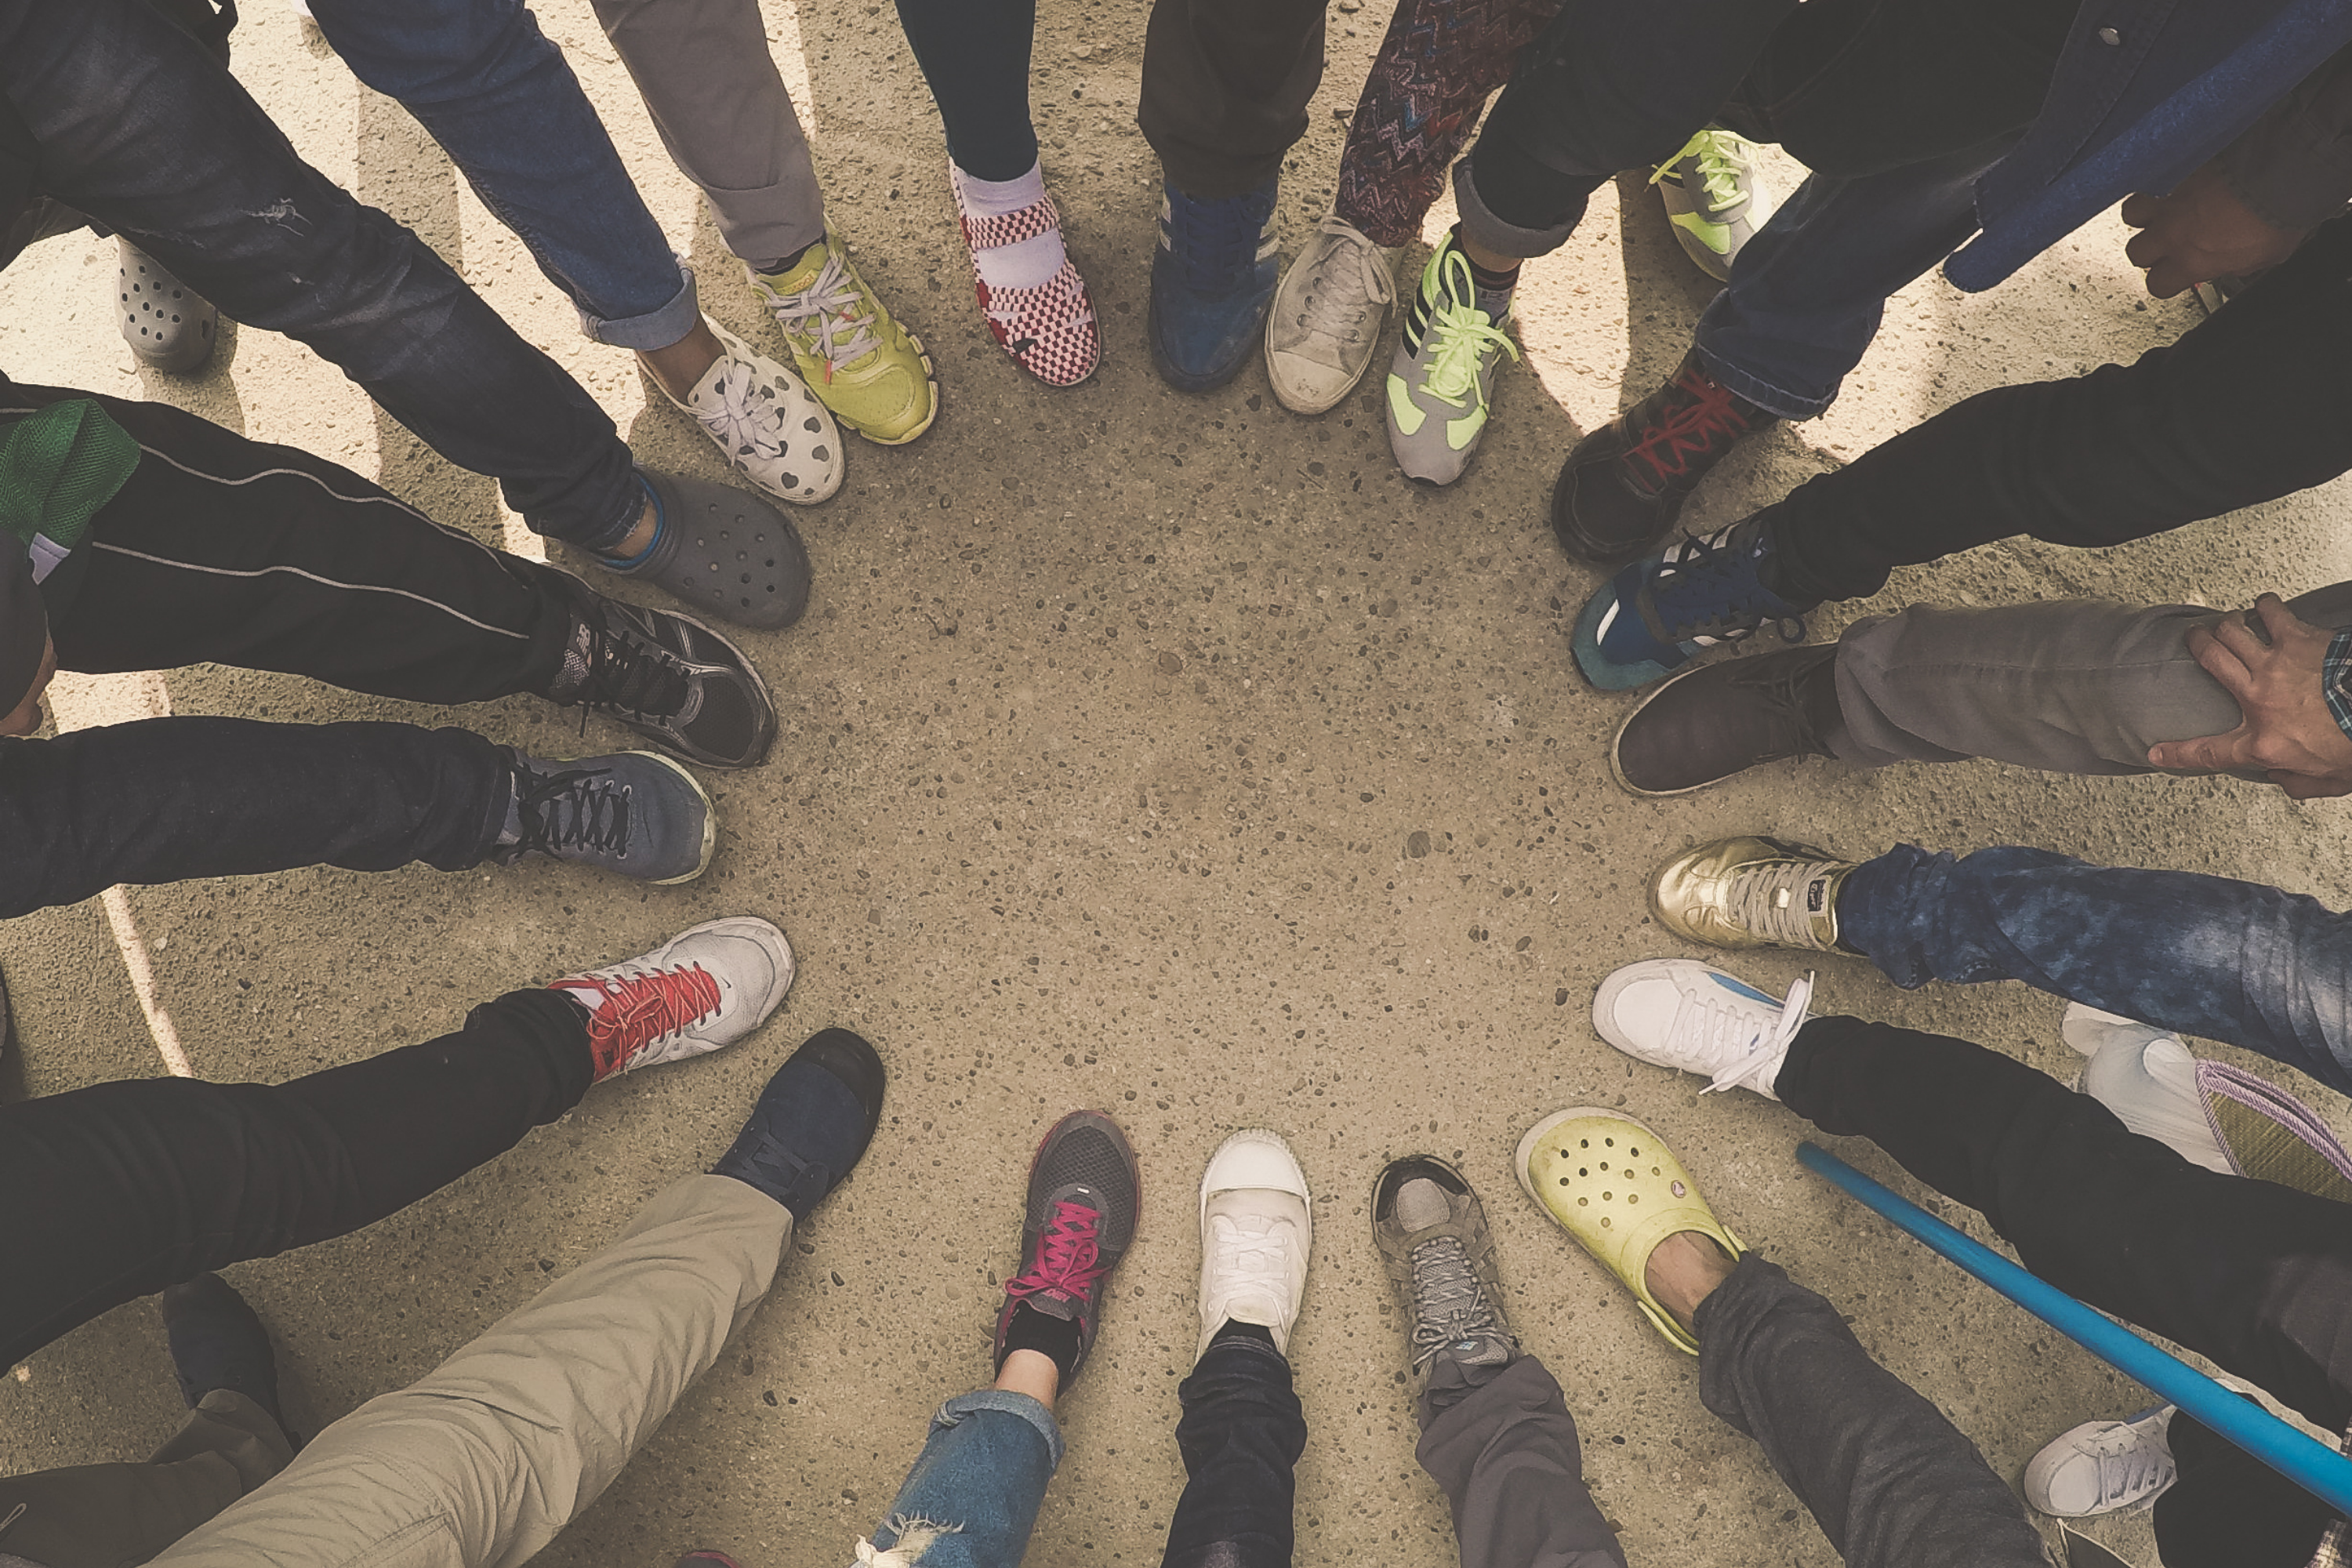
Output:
top-left (636, 750), bottom-right (718, 885)
top-left (843, 330), bottom-right (942, 448)
top-left (1605, 660), bottom-right (1738, 799)
top-left (1573, 575), bottom-right (1689, 694)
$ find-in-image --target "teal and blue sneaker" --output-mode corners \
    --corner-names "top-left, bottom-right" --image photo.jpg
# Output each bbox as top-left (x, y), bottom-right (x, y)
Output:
top-left (1385, 238), bottom-right (1520, 485)
top-left (1650, 127), bottom-right (1773, 283)
top-left (1572, 515), bottom-right (1813, 691)
top-left (1149, 176), bottom-right (1281, 392)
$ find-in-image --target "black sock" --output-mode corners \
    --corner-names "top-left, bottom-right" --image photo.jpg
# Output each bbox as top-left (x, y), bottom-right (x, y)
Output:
top-left (754, 239), bottom-right (820, 278)
top-left (1450, 222), bottom-right (1521, 320)
top-left (1208, 1319), bottom-right (1276, 1350)
top-left (1000, 1301), bottom-right (1083, 1381)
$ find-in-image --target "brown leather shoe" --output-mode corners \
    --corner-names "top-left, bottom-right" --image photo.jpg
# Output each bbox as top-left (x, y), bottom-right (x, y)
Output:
top-left (1610, 643), bottom-right (1840, 796)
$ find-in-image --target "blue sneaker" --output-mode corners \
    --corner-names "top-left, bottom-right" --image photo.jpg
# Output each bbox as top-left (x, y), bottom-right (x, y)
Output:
top-left (1149, 176), bottom-right (1280, 392)
top-left (1572, 517), bottom-right (1812, 691)
top-left (713, 1027), bottom-right (886, 1219)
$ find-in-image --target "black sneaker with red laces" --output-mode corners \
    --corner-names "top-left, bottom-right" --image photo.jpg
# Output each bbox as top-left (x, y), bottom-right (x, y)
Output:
top-left (1552, 351), bottom-right (1779, 566)
top-left (992, 1110), bottom-right (1142, 1387)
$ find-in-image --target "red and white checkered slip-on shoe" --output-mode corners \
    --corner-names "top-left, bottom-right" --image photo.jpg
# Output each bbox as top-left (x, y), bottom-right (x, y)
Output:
top-left (960, 193), bottom-right (1101, 387)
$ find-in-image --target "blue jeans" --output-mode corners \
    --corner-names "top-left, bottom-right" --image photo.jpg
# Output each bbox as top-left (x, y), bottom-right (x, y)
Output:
top-left (0, 0), bottom-right (641, 550)
top-left (303, 0), bottom-right (700, 350)
top-left (864, 1392), bottom-right (1063, 1568)
top-left (1842, 844), bottom-right (2352, 1096)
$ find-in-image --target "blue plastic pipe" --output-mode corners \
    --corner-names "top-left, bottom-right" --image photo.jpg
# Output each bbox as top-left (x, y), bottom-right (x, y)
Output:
top-left (1796, 1141), bottom-right (2352, 1517)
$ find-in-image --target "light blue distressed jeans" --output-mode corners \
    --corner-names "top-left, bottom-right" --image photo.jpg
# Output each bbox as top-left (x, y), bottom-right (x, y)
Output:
top-left (857, 1391), bottom-right (1064, 1568)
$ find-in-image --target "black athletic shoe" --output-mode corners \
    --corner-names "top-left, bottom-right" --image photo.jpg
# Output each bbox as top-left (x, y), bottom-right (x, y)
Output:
top-left (160, 1274), bottom-right (283, 1428)
top-left (1610, 643), bottom-right (1840, 797)
top-left (547, 582), bottom-right (778, 770)
top-left (713, 1029), bottom-right (887, 1219)
top-left (1552, 351), bottom-right (1778, 566)
top-left (496, 750), bottom-right (716, 884)
top-left (993, 1111), bottom-right (1142, 1386)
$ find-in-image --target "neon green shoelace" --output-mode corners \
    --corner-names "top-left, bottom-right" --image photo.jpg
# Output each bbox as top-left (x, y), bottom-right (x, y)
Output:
top-left (1651, 128), bottom-right (1751, 211)
top-left (1421, 253), bottom-right (1520, 408)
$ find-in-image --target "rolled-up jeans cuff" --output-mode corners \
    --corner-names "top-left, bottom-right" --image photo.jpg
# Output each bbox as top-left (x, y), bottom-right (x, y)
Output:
top-left (577, 260), bottom-right (701, 350)
top-left (1690, 338), bottom-right (1830, 421)
top-left (1451, 158), bottom-right (1580, 260)
top-left (933, 1389), bottom-right (1065, 1469)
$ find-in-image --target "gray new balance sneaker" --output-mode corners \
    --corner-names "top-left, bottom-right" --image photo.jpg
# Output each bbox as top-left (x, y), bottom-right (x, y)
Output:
top-left (1385, 238), bottom-right (1519, 485)
top-left (1372, 1155), bottom-right (1518, 1375)
top-left (495, 750), bottom-right (715, 884)
top-left (1650, 126), bottom-right (1773, 283)
top-left (1266, 213), bottom-right (1398, 415)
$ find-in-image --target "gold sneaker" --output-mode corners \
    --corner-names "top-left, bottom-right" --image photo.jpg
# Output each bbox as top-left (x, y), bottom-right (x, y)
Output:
top-left (748, 227), bottom-right (939, 445)
top-left (1650, 835), bottom-right (1853, 953)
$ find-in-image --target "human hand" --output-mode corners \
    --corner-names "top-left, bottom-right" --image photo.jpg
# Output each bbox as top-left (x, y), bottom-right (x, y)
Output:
top-left (2147, 594), bottom-right (2352, 798)
top-left (0, 635), bottom-right (54, 738)
top-left (2121, 162), bottom-right (2307, 298)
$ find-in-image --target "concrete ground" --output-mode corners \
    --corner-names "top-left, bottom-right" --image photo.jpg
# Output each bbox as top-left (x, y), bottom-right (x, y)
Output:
top-left (4, 4), bottom-right (2350, 1565)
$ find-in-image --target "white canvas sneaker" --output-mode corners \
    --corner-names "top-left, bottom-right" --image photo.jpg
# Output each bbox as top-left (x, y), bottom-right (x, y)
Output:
top-left (660, 318), bottom-right (843, 506)
top-left (1196, 1128), bottom-right (1312, 1362)
top-left (1591, 958), bottom-right (1813, 1098)
top-left (1265, 214), bottom-right (1397, 415)
top-left (2024, 1406), bottom-right (2176, 1516)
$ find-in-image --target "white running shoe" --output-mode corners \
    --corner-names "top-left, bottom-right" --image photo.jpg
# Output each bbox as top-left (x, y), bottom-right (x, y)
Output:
top-left (660, 318), bottom-right (843, 506)
top-left (549, 916), bottom-right (796, 1082)
top-left (1265, 213), bottom-right (1398, 415)
top-left (2024, 1406), bottom-right (2177, 1517)
top-left (1591, 959), bottom-right (1813, 1099)
top-left (1196, 1128), bottom-right (1312, 1362)
top-left (2063, 1004), bottom-right (2232, 1174)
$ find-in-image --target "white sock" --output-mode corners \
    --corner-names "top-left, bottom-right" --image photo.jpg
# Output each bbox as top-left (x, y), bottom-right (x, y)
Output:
top-left (953, 161), bottom-right (1066, 292)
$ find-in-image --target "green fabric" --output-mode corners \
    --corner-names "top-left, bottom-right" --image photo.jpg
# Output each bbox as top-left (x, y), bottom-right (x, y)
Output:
top-left (0, 399), bottom-right (140, 554)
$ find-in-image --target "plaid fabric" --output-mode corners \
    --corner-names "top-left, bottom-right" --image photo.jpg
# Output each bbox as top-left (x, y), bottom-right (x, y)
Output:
top-left (2325, 628), bottom-right (2352, 742)
top-left (1333, 0), bottom-right (1563, 248)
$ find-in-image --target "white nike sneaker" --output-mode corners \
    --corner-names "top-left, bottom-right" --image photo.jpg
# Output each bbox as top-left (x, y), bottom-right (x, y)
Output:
top-left (1196, 1128), bottom-right (1312, 1362)
top-left (1591, 958), bottom-right (1813, 1099)
top-left (2063, 1004), bottom-right (2231, 1173)
top-left (548, 916), bottom-right (796, 1082)
top-left (2024, 1405), bottom-right (2176, 1517)
top-left (660, 318), bottom-right (843, 506)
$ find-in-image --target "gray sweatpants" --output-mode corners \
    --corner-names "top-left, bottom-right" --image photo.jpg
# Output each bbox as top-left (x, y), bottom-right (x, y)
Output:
top-left (1417, 1254), bottom-right (2046, 1568)
top-left (1831, 583), bottom-right (2352, 774)
top-left (590, 0), bottom-right (827, 267)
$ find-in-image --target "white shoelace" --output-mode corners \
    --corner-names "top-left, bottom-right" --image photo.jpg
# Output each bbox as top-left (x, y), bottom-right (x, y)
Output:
top-left (2082, 1424), bottom-right (2172, 1505)
top-left (1206, 1211), bottom-right (1300, 1322)
top-left (690, 352), bottom-right (789, 463)
top-left (1669, 971), bottom-right (1813, 1094)
top-left (1406, 1235), bottom-right (1508, 1366)
top-left (760, 249), bottom-right (880, 375)
top-left (1290, 216), bottom-right (1395, 354)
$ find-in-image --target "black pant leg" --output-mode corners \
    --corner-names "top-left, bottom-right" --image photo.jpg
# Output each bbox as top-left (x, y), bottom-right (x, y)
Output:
top-left (1138, 0), bottom-right (1325, 200)
top-left (0, 381), bottom-right (579, 705)
top-left (1762, 213), bottom-right (2352, 605)
top-left (1160, 1332), bottom-right (1307, 1568)
top-left (1777, 1015), bottom-right (2352, 1434)
top-left (0, 717), bottom-right (509, 918)
top-left (2153, 1410), bottom-right (2337, 1568)
top-left (0, 986), bottom-right (590, 1368)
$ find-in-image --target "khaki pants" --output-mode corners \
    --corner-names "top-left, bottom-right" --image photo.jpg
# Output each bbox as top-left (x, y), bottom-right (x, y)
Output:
top-left (149, 1176), bottom-right (789, 1568)
top-left (0, 1393), bottom-right (292, 1568)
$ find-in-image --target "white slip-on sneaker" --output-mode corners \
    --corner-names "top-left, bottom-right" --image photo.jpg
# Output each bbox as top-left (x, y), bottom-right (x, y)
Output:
top-left (2063, 1004), bottom-right (2232, 1173)
top-left (2024, 1406), bottom-right (2176, 1517)
top-left (1265, 213), bottom-right (1398, 415)
top-left (660, 318), bottom-right (842, 506)
top-left (548, 916), bottom-right (796, 1082)
top-left (1591, 958), bottom-right (1813, 1099)
top-left (1196, 1128), bottom-right (1312, 1362)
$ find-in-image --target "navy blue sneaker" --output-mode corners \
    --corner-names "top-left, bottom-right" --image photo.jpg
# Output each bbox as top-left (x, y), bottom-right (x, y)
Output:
top-left (1149, 176), bottom-right (1280, 392)
top-left (713, 1028), bottom-right (886, 1219)
top-left (161, 1274), bottom-right (284, 1429)
top-left (1572, 517), bottom-right (1813, 691)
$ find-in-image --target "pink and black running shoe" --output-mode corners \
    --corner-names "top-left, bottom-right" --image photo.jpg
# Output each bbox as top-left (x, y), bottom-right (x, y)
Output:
top-left (992, 1109), bottom-right (1141, 1384)
top-left (959, 192), bottom-right (1101, 388)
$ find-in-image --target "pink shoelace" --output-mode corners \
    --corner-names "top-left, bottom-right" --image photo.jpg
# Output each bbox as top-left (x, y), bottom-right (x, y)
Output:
top-left (1004, 1200), bottom-right (1106, 1301)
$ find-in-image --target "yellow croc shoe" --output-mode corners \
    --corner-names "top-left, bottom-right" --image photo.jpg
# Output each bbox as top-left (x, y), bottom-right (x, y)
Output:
top-left (748, 226), bottom-right (939, 446)
top-left (1515, 1109), bottom-right (1741, 1355)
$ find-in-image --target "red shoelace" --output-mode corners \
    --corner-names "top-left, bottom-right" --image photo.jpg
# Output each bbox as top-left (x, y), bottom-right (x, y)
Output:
top-left (1004, 1200), bottom-right (1106, 1301)
top-left (556, 964), bottom-right (723, 1080)
top-left (1624, 367), bottom-right (1757, 485)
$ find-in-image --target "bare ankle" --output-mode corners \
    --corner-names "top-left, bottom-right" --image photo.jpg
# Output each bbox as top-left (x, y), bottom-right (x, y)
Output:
top-left (1644, 1230), bottom-right (1737, 1334)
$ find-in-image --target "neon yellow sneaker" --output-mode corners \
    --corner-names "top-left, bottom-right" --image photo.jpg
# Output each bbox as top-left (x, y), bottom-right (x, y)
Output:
top-left (1385, 236), bottom-right (1519, 485)
top-left (747, 227), bottom-right (939, 445)
top-left (1651, 126), bottom-right (1773, 283)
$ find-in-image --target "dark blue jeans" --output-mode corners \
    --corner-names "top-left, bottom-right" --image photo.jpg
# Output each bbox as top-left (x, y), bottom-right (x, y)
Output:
top-left (0, 0), bottom-right (641, 550)
top-left (303, 0), bottom-right (699, 349)
top-left (1841, 843), bottom-right (2352, 1097)
top-left (1163, 1332), bottom-right (1308, 1568)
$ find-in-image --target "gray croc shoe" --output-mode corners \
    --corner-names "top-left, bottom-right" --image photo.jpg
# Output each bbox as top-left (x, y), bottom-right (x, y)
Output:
top-left (118, 238), bottom-right (218, 374)
top-left (607, 469), bottom-right (813, 631)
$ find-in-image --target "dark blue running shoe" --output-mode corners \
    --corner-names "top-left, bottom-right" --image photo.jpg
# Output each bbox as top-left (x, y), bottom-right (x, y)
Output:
top-left (1149, 176), bottom-right (1280, 392)
top-left (713, 1028), bottom-right (886, 1218)
top-left (161, 1273), bottom-right (284, 1429)
top-left (1573, 516), bottom-right (1813, 691)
